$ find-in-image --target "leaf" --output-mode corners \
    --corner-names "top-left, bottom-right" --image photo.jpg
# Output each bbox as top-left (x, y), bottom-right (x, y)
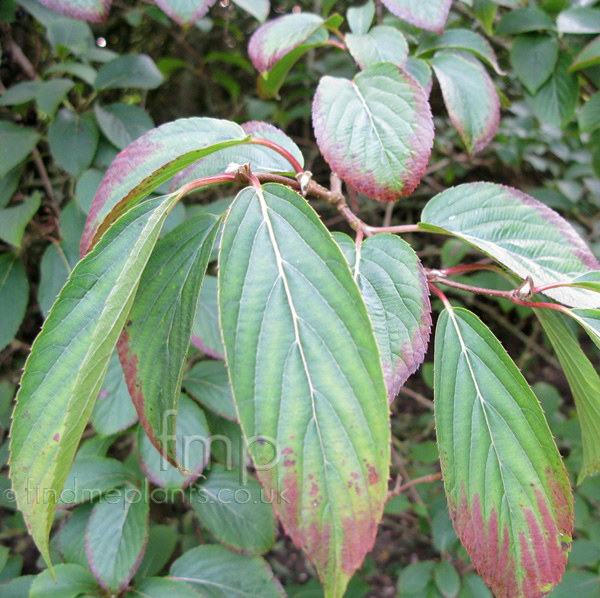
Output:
top-left (0, 575), bottom-right (35, 598)
top-left (380, 0), bottom-right (452, 32)
top-left (184, 360), bottom-right (237, 421)
top-left (56, 504), bottom-right (93, 567)
top-left (231, 0), bottom-right (269, 22)
top-left (48, 109), bottom-right (99, 177)
top-left (405, 57), bottom-right (433, 94)
top-left (347, 0), bottom-right (375, 35)
top-left (46, 18), bottom-right (93, 54)
top-left (36, 79), bottom-right (74, 117)
top-left (510, 34), bottom-right (558, 95)
top-left (36, 0), bottom-right (110, 22)
top-left (9, 192), bottom-right (178, 567)
top-left (0, 122), bottom-right (40, 178)
top-left (154, 0), bottom-right (216, 25)
top-left (29, 564), bottom-right (99, 598)
top-left (431, 51), bottom-right (500, 155)
top-left (118, 214), bottom-right (219, 465)
top-left (125, 578), bottom-right (200, 598)
top-left (189, 465), bottom-right (276, 555)
top-left (558, 7), bottom-right (600, 34)
top-left (93, 54), bottom-right (164, 90)
top-left (334, 233), bottom-right (431, 401)
top-left (170, 544), bottom-right (285, 598)
top-left (420, 182), bottom-right (600, 308)
top-left (219, 183), bottom-right (389, 597)
top-left (417, 29), bottom-right (505, 75)
top-left (172, 120), bottom-right (304, 190)
top-left (571, 36), bottom-right (600, 72)
top-left (526, 52), bottom-right (579, 129)
top-left (93, 103), bottom-right (154, 150)
top-left (345, 26), bottom-right (409, 70)
top-left (86, 493), bottom-right (149, 592)
top-left (0, 255), bottom-right (29, 352)
top-left (0, 192), bottom-right (40, 248)
top-left (134, 525), bottom-right (177, 579)
top-left (0, 81), bottom-right (41, 106)
top-left (312, 62), bottom-right (434, 202)
top-left (0, 166), bottom-right (22, 209)
top-left (80, 117), bottom-right (248, 256)
top-left (190, 275), bottom-right (225, 359)
top-left (44, 62), bottom-right (98, 85)
top-left (137, 394), bottom-right (210, 489)
top-left (434, 561), bottom-right (460, 598)
top-left (546, 572), bottom-right (600, 598)
top-left (91, 351), bottom-right (138, 435)
top-left (434, 306), bottom-right (573, 598)
top-left (496, 7), bottom-right (555, 35)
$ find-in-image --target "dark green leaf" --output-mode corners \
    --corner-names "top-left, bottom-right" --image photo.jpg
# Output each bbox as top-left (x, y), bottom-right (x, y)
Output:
top-left (36, 79), bottom-right (74, 117)
top-left (184, 360), bottom-right (237, 421)
top-left (134, 525), bottom-right (177, 579)
top-left (29, 564), bottom-right (99, 598)
top-left (0, 122), bottom-right (40, 178)
top-left (190, 275), bottom-right (225, 359)
top-left (510, 34), bottom-right (558, 95)
top-left (0, 254), bottom-right (28, 352)
top-left (571, 36), bottom-right (600, 72)
top-left (56, 503), bottom-right (93, 568)
top-left (496, 7), bottom-right (555, 35)
top-left (94, 103), bottom-right (154, 150)
top-left (126, 578), bottom-right (200, 598)
top-left (93, 54), bottom-right (164, 90)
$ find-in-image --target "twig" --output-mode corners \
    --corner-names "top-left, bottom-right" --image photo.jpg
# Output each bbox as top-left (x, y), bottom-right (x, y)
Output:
top-left (398, 386), bottom-right (434, 410)
top-left (387, 472), bottom-right (443, 500)
top-left (9, 40), bottom-right (39, 80)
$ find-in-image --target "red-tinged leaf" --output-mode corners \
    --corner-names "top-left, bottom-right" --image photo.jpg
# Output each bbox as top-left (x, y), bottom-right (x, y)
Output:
top-left (334, 232), bottom-right (431, 401)
top-left (381, 0), bottom-right (452, 33)
top-left (154, 0), bottom-right (216, 26)
top-left (219, 183), bottom-right (390, 598)
top-left (80, 117), bottom-right (248, 256)
top-left (435, 306), bottom-right (574, 598)
top-left (118, 214), bottom-right (220, 467)
top-left (312, 62), bottom-right (434, 202)
top-left (37, 0), bottom-right (111, 22)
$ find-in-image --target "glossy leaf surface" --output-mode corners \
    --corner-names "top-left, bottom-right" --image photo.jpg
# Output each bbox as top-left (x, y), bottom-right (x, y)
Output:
top-left (219, 183), bottom-right (389, 597)
top-left (312, 62), bottom-right (434, 202)
top-left (381, 0), bottom-right (452, 32)
top-left (435, 306), bottom-right (573, 598)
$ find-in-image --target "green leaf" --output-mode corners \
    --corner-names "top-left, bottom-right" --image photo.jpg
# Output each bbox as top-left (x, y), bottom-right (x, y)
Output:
top-left (312, 62), bottom-right (434, 202)
top-left (0, 122), bottom-right (40, 178)
top-left (458, 573), bottom-right (493, 598)
top-left (0, 254), bottom-right (29, 352)
top-left (170, 544), bottom-right (285, 598)
top-left (184, 360), bottom-right (237, 421)
top-left (526, 52), bottom-right (579, 129)
top-left (86, 493), bottom-right (149, 592)
top-left (546, 572), bottom-right (600, 598)
top-left (434, 306), bottom-right (573, 598)
top-left (346, 26), bottom-right (409, 70)
top-left (398, 560), bottom-right (435, 596)
top-left (94, 54), bottom-right (164, 90)
top-left (496, 7), bottom-right (555, 35)
top-left (347, 0), bottom-right (374, 34)
top-left (420, 182), bottom-right (600, 308)
top-left (510, 34), bottom-right (558, 95)
top-left (154, 0), bottom-right (215, 25)
top-left (45, 18), bottom-right (93, 54)
top-left (126, 578), bottom-right (200, 598)
top-left (36, 79), bottom-right (74, 117)
top-left (56, 504), bottom-right (93, 568)
top-left (44, 62), bottom-right (97, 85)
top-left (190, 274), bottom-right (225, 359)
top-left (231, 0), bottom-right (269, 22)
top-left (405, 57), bottom-right (433, 93)
top-left (333, 233), bottom-right (431, 401)
top-left (579, 92), bottom-right (600, 133)
top-left (571, 36), bottom-right (600, 72)
top-left (417, 29), bottom-right (505, 75)
top-left (558, 7), bottom-right (600, 34)
top-left (0, 166), bottom-right (22, 209)
top-left (0, 575), bottom-right (34, 598)
top-left (48, 109), bottom-right (99, 177)
top-left (431, 51), bottom-right (500, 155)
top-left (36, 0), bottom-right (110, 23)
top-left (137, 394), bottom-right (210, 489)
top-left (433, 561), bottom-right (460, 598)
top-left (134, 525), bottom-right (177, 579)
top-left (93, 103), bottom-right (154, 150)
top-left (380, 0), bottom-right (452, 32)
top-left (473, 0), bottom-right (497, 36)
top-left (564, 308), bottom-right (600, 352)
top-left (219, 183), bottom-right (389, 597)
top-left (0, 192), bottom-right (40, 248)
top-left (80, 117), bottom-right (248, 256)
top-left (0, 81), bottom-right (41, 106)
top-left (118, 214), bottom-right (220, 465)
top-left (91, 351), bottom-right (138, 435)
top-left (189, 465), bottom-right (275, 555)
top-left (30, 564), bottom-right (99, 598)
top-left (9, 192), bottom-right (178, 567)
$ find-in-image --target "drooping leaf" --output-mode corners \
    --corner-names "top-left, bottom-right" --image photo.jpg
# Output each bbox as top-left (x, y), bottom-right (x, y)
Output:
top-left (219, 183), bottom-right (389, 597)
top-left (0, 122), bottom-right (40, 178)
top-left (80, 117), bottom-right (248, 256)
top-left (557, 7), bottom-right (600, 34)
top-left (526, 52), bottom-right (579, 129)
top-left (334, 232), bottom-right (431, 402)
top-left (48, 109), bottom-right (99, 177)
top-left (118, 214), bottom-right (219, 465)
top-left (345, 26), bottom-right (409, 70)
top-left (36, 0), bottom-right (110, 22)
top-left (154, 0), bottom-right (216, 25)
top-left (571, 36), bottom-right (600, 72)
top-left (312, 62), bottom-right (434, 202)
top-left (380, 0), bottom-right (452, 32)
top-left (0, 255), bottom-right (28, 352)
top-left (136, 394), bottom-right (210, 489)
top-left (29, 564), bottom-right (99, 598)
top-left (93, 54), bottom-right (164, 90)
top-left (0, 192), bottom-right (41, 248)
top-left (347, 0), bottom-right (375, 35)
top-left (134, 525), bottom-right (178, 580)
top-left (434, 306), bottom-right (573, 598)
top-left (420, 182), bottom-right (600, 308)
top-left (510, 34), bottom-right (558, 95)
top-left (170, 545), bottom-right (285, 598)
top-left (417, 29), bottom-right (504, 75)
top-left (93, 103), bottom-right (154, 150)
top-left (189, 465), bottom-right (275, 555)
top-left (9, 193), bottom-right (178, 566)
top-left (431, 51), bottom-right (500, 155)
top-left (86, 493), bottom-right (149, 592)
top-left (495, 7), bottom-right (555, 35)
top-left (231, 0), bottom-right (269, 22)
top-left (184, 360), bottom-right (237, 421)
top-left (190, 275), bottom-right (225, 359)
